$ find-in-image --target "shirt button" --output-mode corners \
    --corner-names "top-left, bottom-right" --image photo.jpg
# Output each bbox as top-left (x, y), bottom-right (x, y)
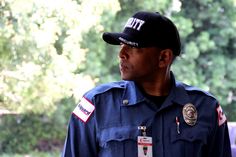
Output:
top-left (123, 99), bottom-right (129, 105)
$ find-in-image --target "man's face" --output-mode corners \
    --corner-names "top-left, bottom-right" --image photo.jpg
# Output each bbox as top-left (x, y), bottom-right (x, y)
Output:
top-left (118, 44), bottom-right (161, 82)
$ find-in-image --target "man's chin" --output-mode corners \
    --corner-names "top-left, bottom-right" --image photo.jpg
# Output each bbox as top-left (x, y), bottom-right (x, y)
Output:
top-left (121, 76), bottom-right (133, 81)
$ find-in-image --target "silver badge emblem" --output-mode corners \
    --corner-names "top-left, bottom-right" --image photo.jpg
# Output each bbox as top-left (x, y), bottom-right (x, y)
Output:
top-left (182, 103), bottom-right (197, 126)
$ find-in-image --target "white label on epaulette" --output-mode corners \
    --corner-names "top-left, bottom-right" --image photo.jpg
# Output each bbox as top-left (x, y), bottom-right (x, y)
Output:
top-left (73, 97), bottom-right (95, 123)
top-left (216, 105), bottom-right (226, 126)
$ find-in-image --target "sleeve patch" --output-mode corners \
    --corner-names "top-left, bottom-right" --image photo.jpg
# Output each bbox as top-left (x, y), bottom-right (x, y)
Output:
top-left (73, 97), bottom-right (95, 123)
top-left (216, 105), bottom-right (227, 126)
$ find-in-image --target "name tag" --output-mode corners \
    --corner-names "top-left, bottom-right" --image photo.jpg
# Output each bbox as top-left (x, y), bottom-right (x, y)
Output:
top-left (137, 136), bottom-right (153, 157)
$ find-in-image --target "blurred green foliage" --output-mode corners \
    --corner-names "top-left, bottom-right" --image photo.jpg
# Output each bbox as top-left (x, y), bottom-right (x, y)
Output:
top-left (0, 97), bottom-right (75, 154)
top-left (0, 151), bottom-right (60, 157)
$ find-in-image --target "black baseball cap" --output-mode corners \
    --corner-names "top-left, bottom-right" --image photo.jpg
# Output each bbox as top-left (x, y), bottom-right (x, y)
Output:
top-left (102, 11), bottom-right (181, 56)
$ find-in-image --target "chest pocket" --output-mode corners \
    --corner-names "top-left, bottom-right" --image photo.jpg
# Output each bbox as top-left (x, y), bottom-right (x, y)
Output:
top-left (169, 125), bottom-right (208, 157)
top-left (98, 126), bottom-right (139, 157)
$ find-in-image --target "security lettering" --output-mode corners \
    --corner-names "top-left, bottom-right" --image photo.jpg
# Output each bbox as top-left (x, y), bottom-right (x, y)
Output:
top-left (124, 17), bottom-right (145, 31)
top-left (78, 103), bottom-right (91, 115)
top-left (119, 37), bottom-right (139, 47)
top-left (73, 97), bottom-right (95, 122)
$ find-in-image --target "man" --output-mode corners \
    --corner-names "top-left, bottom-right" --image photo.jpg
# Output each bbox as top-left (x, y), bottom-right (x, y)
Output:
top-left (62, 11), bottom-right (232, 157)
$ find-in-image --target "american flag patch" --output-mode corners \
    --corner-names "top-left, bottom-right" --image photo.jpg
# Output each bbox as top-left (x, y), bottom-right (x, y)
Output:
top-left (73, 97), bottom-right (95, 123)
top-left (216, 105), bottom-right (226, 126)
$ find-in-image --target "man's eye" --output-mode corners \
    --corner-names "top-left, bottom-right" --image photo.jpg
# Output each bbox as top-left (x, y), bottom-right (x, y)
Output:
top-left (120, 43), bottom-right (137, 50)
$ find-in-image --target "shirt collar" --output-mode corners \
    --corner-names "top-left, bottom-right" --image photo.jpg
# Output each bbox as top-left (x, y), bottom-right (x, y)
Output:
top-left (121, 72), bottom-right (190, 109)
top-left (121, 81), bottom-right (146, 106)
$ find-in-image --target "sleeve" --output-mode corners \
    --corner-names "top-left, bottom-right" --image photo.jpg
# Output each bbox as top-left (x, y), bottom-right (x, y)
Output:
top-left (61, 96), bottom-right (98, 157)
top-left (208, 103), bottom-right (232, 157)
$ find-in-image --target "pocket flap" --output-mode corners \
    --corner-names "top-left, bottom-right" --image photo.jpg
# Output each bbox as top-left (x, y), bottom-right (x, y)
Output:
top-left (99, 126), bottom-right (139, 147)
top-left (171, 127), bottom-right (208, 144)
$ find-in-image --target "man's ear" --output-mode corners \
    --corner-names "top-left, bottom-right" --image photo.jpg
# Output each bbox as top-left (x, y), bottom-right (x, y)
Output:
top-left (158, 49), bottom-right (174, 68)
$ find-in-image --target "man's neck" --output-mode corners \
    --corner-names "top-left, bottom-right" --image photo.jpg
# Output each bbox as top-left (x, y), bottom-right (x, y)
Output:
top-left (136, 71), bottom-right (172, 96)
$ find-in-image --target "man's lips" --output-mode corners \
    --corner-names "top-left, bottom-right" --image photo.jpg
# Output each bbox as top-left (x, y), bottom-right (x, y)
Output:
top-left (119, 62), bottom-right (129, 72)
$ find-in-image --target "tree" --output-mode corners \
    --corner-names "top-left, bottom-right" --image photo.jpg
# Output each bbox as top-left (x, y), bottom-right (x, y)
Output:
top-left (172, 0), bottom-right (236, 120)
top-left (0, 0), bottom-right (120, 153)
top-left (0, 0), bottom-right (120, 114)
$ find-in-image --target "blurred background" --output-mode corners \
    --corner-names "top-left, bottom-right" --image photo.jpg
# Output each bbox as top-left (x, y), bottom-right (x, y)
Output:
top-left (0, 0), bottom-right (236, 156)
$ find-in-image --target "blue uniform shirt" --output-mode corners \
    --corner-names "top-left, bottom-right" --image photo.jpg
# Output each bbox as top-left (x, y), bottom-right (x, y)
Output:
top-left (62, 73), bottom-right (232, 157)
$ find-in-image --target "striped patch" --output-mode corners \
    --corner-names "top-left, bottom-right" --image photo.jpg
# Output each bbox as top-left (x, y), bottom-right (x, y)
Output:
top-left (216, 105), bottom-right (226, 126)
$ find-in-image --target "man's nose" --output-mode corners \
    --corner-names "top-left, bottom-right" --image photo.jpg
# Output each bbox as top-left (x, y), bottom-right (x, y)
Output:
top-left (119, 44), bottom-right (129, 59)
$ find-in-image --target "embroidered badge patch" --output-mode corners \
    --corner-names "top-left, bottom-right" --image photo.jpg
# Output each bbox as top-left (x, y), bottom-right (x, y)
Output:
top-left (73, 97), bottom-right (95, 123)
top-left (216, 105), bottom-right (226, 126)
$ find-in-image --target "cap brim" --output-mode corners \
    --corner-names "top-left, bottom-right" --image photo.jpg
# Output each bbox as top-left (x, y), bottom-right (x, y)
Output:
top-left (102, 32), bottom-right (133, 45)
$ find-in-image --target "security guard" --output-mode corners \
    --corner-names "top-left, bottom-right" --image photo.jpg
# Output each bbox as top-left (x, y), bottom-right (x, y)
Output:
top-left (61, 11), bottom-right (232, 157)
